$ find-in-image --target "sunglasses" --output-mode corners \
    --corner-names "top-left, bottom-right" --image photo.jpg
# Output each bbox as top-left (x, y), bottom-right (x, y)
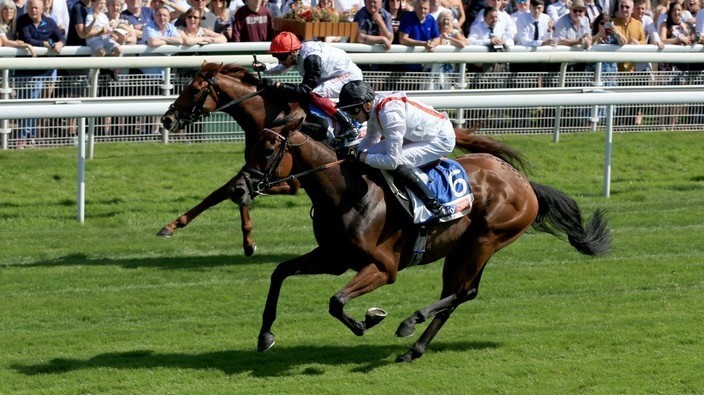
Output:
top-left (571, 8), bottom-right (585, 13)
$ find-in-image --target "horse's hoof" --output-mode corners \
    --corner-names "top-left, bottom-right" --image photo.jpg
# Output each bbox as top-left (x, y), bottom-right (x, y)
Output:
top-left (395, 349), bottom-right (422, 363)
top-left (156, 227), bottom-right (173, 238)
top-left (395, 320), bottom-right (415, 338)
top-left (258, 331), bottom-right (275, 352)
top-left (244, 244), bottom-right (257, 257)
top-left (364, 307), bottom-right (388, 330)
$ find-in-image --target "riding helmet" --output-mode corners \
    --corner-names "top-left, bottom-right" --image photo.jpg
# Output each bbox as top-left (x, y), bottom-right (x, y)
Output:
top-left (337, 81), bottom-right (376, 109)
top-left (269, 31), bottom-right (302, 53)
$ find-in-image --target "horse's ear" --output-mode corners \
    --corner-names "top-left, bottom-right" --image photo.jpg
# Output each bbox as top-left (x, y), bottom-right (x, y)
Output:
top-left (201, 60), bottom-right (208, 68)
top-left (292, 117), bottom-right (305, 130)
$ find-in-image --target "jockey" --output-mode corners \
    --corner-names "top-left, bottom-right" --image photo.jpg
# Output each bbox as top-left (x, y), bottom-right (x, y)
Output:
top-left (337, 80), bottom-right (456, 217)
top-left (252, 31), bottom-right (362, 145)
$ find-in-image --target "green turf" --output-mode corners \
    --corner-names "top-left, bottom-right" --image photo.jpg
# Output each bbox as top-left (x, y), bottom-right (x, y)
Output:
top-left (1, 131), bottom-right (703, 394)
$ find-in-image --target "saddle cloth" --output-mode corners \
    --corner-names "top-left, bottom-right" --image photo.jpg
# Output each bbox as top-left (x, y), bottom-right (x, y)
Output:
top-left (383, 158), bottom-right (474, 224)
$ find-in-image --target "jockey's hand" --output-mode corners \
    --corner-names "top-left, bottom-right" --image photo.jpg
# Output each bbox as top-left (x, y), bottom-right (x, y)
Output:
top-left (252, 61), bottom-right (266, 72)
top-left (262, 78), bottom-right (279, 90)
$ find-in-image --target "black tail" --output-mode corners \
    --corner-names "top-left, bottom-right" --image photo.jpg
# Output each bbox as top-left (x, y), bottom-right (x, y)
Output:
top-left (530, 182), bottom-right (611, 256)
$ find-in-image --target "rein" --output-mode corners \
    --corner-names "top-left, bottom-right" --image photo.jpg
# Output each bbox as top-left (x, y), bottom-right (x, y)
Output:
top-left (254, 128), bottom-right (345, 193)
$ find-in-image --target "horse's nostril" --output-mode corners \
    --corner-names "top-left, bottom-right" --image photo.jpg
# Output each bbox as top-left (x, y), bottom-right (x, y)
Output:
top-left (162, 117), bottom-right (172, 129)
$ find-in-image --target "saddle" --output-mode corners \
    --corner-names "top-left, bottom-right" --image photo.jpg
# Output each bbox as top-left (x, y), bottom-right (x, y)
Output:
top-left (381, 158), bottom-right (474, 224)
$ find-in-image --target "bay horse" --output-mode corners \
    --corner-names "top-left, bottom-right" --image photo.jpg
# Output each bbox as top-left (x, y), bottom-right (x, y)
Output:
top-left (158, 61), bottom-right (483, 256)
top-left (158, 62), bottom-right (308, 256)
top-left (230, 116), bottom-right (611, 362)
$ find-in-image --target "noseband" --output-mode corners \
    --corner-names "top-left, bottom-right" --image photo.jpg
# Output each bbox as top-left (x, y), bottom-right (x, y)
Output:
top-left (167, 71), bottom-right (266, 128)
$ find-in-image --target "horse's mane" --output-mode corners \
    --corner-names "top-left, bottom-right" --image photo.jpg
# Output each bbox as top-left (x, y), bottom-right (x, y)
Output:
top-left (203, 62), bottom-right (261, 86)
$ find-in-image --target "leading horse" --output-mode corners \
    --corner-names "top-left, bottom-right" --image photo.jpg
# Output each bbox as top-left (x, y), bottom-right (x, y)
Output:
top-left (159, 62), bottom-right (307, 256)
top-left (158, 62), bottom-right (483, 256)
top-left (230, 116), bottom-right (611, 362)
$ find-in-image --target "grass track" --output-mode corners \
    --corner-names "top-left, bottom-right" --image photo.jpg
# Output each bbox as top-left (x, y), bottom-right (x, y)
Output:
top-left (1, 132), bottom-right (703, 394)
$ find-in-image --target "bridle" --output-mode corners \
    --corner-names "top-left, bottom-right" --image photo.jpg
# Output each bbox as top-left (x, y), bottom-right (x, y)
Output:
top-left (239, 128), bottom-right (344, 198)
top-left (167, 70), bottom-right (266, 129)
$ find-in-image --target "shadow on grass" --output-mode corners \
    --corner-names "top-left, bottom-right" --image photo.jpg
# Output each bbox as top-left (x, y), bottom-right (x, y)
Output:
top-left (11, 341), bottom-right (500, 376)
top-left (21, 253), bottom-right (299, 270)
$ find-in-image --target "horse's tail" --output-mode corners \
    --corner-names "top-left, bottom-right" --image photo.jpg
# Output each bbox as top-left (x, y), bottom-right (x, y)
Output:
top-left (530, 182), bottom-right (611, 256)
top-left (453, 125), bottom-right (529, 172)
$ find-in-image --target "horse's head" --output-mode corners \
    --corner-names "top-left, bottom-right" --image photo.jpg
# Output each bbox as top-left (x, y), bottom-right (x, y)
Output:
top-left (161, 62), bottom-right (238, 132)
top-left (230, 116), bottom-right (305, 207)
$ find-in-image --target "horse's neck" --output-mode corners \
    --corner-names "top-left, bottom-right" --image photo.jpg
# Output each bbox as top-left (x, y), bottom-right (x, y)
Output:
top-left (290, 131), bottom-right (344, 202)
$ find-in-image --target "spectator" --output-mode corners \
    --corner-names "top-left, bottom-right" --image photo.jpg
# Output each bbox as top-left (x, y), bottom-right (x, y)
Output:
top-left (471, 0), bottom-right (516, 42)
top-left (14, 0), bottom-right (27, 15)
top-left (334, 0), bottom-right (363, 21)
top-left (384, 0), bottom-right (410, 44)
top-left (633, 0), bottom-right (662, 49)
top-left (658, 0), bottom-right (692, 128)
top-left (515, 0), bottom-right (555, 48)
top-left (585, 0), bottom-right (600, 28)
top-left (595, 0), bottom-right (613, 18)
top-left (510, 0), bottom-right (528, 25)
top-left (232, 0), bottom-right (273, 42)
top-left (430, 10), bottom-right (466, 89)
top-left (468, 6), bottom-right (513, 71)
top-left (695, 0), bottom-right (704, 41)
top-left (179, 6), bottom-right (226, 43)
top-left (66, 0), bottom-right (89, 47)
top-left (121, 0), bottom-right (154, 42)
top-left (613, 0), bottom-right (645, 125)
top-left (428, 0), bottom-right (449, 23)
top-left (613, 0), bottom-right (644, 72)
top-left (546, 0), bottom-right (569, 22)
top-left (106, 0), bottom-right (137, 46)
top-left (210, 0), bottom-right (234, 40)
top-left (175, 0), bottom-right (216, 29)
top-left (43, 0), bottom-right (68, 35)
top-left (468, 6), bottom-right (514, 47)
top-left (150, 0), bottom-right (187, 20)
top-left (441, 0), bottom-right (465, 29)
top-left (1, 0), bottom-right (37, 55)
top-left (337, 80), bottom-right (456, 217)
top-left (398, 0), bottom-right (440, 72)
top-left (656, 0), bottom-right (694, 31)
top-left (15, 0), bottom-right (65, 147)
top-left (140, 5), bottom-right (183, 75)
top-left (251, 31), bottom-right (363, 144)
top-left (84, 0), bottom-right (123, 56)
top-left (554, 0), bottom-right (592, 49)
top-left (354, 0), bottom-right (393, 50)
top-left (587, 13), bottom-right (623, 82)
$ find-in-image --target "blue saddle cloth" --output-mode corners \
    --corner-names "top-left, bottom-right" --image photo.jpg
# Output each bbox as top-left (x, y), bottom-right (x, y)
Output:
top-left (410, 158), bottom-right (474, 223)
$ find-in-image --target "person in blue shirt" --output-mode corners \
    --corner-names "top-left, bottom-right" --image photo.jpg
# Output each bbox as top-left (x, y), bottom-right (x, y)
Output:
top-left (398, 0), bottom-right (440, 72)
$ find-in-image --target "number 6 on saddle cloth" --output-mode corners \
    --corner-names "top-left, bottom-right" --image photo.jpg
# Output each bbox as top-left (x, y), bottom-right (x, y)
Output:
top-left (383, 158), bottom-right (474, 224)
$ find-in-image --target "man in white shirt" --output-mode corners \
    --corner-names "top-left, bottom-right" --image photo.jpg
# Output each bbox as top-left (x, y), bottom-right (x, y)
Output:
top-left (547, 0), bottom-right (569, 22)
top-left (470, 0), bottom-right (516, 40)
top-left (515, 0), bottom-right (555, 47)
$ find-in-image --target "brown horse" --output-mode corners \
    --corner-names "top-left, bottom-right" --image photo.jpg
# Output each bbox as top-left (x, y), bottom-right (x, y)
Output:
top-left (158, 62), bottom-right (307, 256)
top-left (230, 116), bottom-right (611, 362)
top-left (158, 61), bottom-right (482, 256)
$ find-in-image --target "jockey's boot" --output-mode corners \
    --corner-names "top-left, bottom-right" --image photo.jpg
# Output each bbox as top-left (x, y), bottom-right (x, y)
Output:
top-left (332, 110), bottom-right (359, 145)
top-left (396, 164), bottom-right (452, 217)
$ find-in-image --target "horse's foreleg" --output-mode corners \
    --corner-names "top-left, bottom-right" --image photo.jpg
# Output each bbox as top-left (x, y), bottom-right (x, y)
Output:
top-left (259, 248), bottom-right (343, 352)
top-left (239, 205), bottom-right (256, 257)
top-left (329, 264), bottom-right (393, 337)
top-left (157, 181), bottom-right (232, 238)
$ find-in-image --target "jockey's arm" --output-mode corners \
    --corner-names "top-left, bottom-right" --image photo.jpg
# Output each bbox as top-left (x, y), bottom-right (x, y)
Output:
top-left (274, 55), bottom-right (321, 101)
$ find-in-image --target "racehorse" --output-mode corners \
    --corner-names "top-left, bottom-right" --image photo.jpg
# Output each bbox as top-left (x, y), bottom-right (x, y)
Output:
top-left (158, 61), bottom-right (482, 256)
top-left (229, 116), bottom-right (612, 362)
top-left (158, 62), bottom-right (308, 256)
